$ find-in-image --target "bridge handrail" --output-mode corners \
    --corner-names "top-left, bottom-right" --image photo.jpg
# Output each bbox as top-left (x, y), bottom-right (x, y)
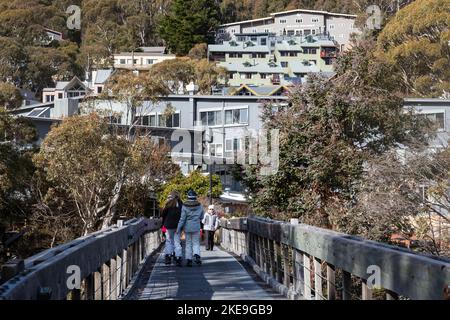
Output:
top-left (0, 217), bottom-right (162, 300)
top-left (219, 216), bottom-right (450, 300)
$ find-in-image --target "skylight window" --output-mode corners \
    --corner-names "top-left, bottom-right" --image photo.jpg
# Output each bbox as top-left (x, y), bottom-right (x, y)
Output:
top-left (27, 107), bottom-right (50, 117)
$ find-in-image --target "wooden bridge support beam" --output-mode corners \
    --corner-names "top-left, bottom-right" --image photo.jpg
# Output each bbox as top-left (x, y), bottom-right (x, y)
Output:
top-left (303, 254), bottom-right (312, 300)
top-left (275, 242), bottom-right (283, 283)
top-left (326, 263), bottom-right (336, 300)
top-left (94, 270), bottom-right (102, 300)
top-left (282, 245), bottom-right (290, 288)
top-left (101, 262), bottom-right (110, 300)
top-left (110, 258), bottom-right (118, 300)
top-left (362, 279), bottom-right (373, 300)
top-left (342, 271), bottom-right (352, 300)
top-left (314, 257), bottom-right (323, 300)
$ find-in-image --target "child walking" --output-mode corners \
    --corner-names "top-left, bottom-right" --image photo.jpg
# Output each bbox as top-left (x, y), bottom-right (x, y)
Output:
top-left (202, 205), bottom-right (220, 251)
top-left (176, 190), bottom-right (204, 267)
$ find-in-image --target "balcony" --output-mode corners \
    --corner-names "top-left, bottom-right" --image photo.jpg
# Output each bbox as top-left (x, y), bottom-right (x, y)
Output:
top-left (320, 50), bottom-right (337, 58)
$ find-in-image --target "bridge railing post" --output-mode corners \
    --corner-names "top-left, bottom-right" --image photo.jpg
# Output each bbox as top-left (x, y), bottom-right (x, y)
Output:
top-left (326, 263), bottom-right (336, 300)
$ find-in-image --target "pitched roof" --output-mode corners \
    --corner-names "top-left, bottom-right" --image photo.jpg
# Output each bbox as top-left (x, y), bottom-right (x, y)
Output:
top-left (229, 84), bottom-right (292, 96)
top-left (94, 69), bottom-right (114, 84)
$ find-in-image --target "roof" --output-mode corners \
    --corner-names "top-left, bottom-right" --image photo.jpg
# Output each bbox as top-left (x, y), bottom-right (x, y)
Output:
top-left (228, 84), bottom-right (292, 96)
top-left (219, 61), bottom-right (285, 73)
top-left (275, 38), bottom-right (336, 50)
top-left (94, 69), bottom-right (113, 84)
top-left (289, 61), bottom-right (321, 73)
top-left (219, 16), bottom-right (273, 27)
top-left (114, 52), bottom-right (176, 57)
top-left (46, 77), bottom-right (88, 92)
top-left (270, 9), bottom-right (357, 18)
top-left (139, 46), bottom-right (166, 53)
top-left (219, 8), bottom-right (357, 27)
top-left (44, 27), bottom-right (63, 36)
top-left (209, 42), bottom-right (270, 53)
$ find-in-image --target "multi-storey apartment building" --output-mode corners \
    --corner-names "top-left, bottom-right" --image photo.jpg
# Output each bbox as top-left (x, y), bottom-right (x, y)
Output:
top-left (216, 9), bottom-right (358, 51)
top-left (209, 33), bottom-right (338, 86)
top-left (113, 47), bottom-right (175, 72)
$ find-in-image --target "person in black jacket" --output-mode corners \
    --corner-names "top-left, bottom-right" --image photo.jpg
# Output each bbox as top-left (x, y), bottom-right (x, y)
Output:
top-left (161, 191), bottom-right (182, 265)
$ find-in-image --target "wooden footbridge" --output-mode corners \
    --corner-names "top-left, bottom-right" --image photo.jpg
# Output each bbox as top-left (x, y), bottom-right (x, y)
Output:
top-left (0, 217), bottom-right (449, 300)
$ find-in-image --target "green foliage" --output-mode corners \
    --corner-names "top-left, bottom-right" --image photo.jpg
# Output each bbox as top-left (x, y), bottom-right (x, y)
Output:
top-left (148, 57), bottom-right (227, 94)
top-left (0, 82), bottom-right (22, 109)
top-left (159, 0), bottom-right (220, 55)
top-left (240, 40), bottom-right (428, 228)
top-left (376, 0), bottom-right (450, 97)
top-left (0, 109), bottom-right (37, 231)
top-left (34, 113), bottom-right (178, 235)
top-left (159, 170), bottom-right (222, 206)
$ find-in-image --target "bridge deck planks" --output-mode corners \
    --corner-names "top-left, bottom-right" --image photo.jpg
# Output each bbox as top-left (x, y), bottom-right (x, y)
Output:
top-left (135, 246), bottom-right (285, 300)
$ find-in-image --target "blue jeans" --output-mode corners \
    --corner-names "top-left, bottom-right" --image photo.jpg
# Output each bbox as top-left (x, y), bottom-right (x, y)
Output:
top-left (184, 231), bottom-right (200, 260)
top-left (164, 229), bottom-right (177, 255)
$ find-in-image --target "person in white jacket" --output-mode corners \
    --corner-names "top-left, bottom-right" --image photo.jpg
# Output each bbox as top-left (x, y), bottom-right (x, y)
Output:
top-left (202, 205), bottom-right (220, 251)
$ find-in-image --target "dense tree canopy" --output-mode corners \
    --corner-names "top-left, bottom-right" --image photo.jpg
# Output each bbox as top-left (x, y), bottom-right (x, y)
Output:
top-left (376, 0), bottom-right (450, 97)
top-left (239, 40), bottom-right (428, 228)
top-left (159, 0), bottom-right (221, 55)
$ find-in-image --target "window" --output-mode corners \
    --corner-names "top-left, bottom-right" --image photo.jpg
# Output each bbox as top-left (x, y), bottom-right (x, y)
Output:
top-left (251, 53), bottom-right (266, 58)
top-left (312, 29), bottom-right (316, 35)
top-left (329, 24), bottom-right (335, 30)
top-left (147, 59), bottom-right (155, 64)
top-left (251, 37), bottom-right (257, 41)
top-left (281, 61), bottom-right (288, 68)
top-left (325, 58), bottom-right (333, 65)
top-left (261, 38), bottom-right (267, 45)
top-left (304, 29), bottom-right (311, 36)
top-left (58, 93), bottom-right (63, 99)
top-left (287, 30), bottom-right (295, 36)
top-left (303, 48), bottom-right (317, 54)
top-left (119, 59), bottom-right (126, 64)
top-left (229, 53), bottom-right (243, 58)
top-left (261, 73), bottom-right (267, 79)
top-left (200, 110), bottom-right (222, 126)
top-left (421, 112), bottom-right (445, 131)
top-left (210, 143), bottom-right (223, 157)
top-left (280, 19), bottom-right (287, 23)
top-left (158, 113), bottom-right (180, 127)
top-left (107, 116), bottom-right (121, 124)
top-left (140, 115), bottom-right (157, 126)
top-left (97, 87), bottom-right (103, 94)
top-left (312, 18), bottom-right (319, 23)
top-left (296, 19), bottom-right (303, 23)
top-left (240, 73), bottom-right (252, 79)
top-left (225, 138), bottom-right (243, 157)
top-left (225, 108), bottom-right (248, 125)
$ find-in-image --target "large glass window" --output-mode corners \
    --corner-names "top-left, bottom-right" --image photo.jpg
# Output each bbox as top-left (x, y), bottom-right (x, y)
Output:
top-left (225, 108), bottom-right (248, 125)
top-left (200, 110), bottom-right (222, 126)
top-left (157, 113), bottom-right (180, 127)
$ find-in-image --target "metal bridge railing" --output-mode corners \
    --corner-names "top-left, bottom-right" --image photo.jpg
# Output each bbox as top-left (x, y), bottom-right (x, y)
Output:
top-left (219, 216), bottom-right (450, 300)
top-left (0, 217), bottom-right (162, 300)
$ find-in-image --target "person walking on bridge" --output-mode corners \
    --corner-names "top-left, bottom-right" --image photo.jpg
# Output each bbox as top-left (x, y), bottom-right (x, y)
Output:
top-left (202, 205), bottom-right (220, 251)
top-left (176, 190), bottom-right (204, 267)
top-left (161, 191), bottom-right (183, 265)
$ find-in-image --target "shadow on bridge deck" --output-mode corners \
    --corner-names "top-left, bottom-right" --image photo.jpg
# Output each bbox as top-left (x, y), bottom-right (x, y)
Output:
top-left (129, 246), bottom-right (286, 300)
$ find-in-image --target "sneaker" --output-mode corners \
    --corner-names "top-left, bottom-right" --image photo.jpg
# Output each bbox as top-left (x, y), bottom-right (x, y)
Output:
top-left (186, 259), bottom-right (193, 267)
top-left (175, 257), bottom-right (182, 267)
top-left (164, 254), bottom-right (171, 265)
top-left (194, 254), bottom-right (202, 265)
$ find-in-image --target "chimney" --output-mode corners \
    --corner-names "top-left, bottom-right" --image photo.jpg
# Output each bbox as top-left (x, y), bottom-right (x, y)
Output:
top-left (186, 81), bottom-right (199, 95)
